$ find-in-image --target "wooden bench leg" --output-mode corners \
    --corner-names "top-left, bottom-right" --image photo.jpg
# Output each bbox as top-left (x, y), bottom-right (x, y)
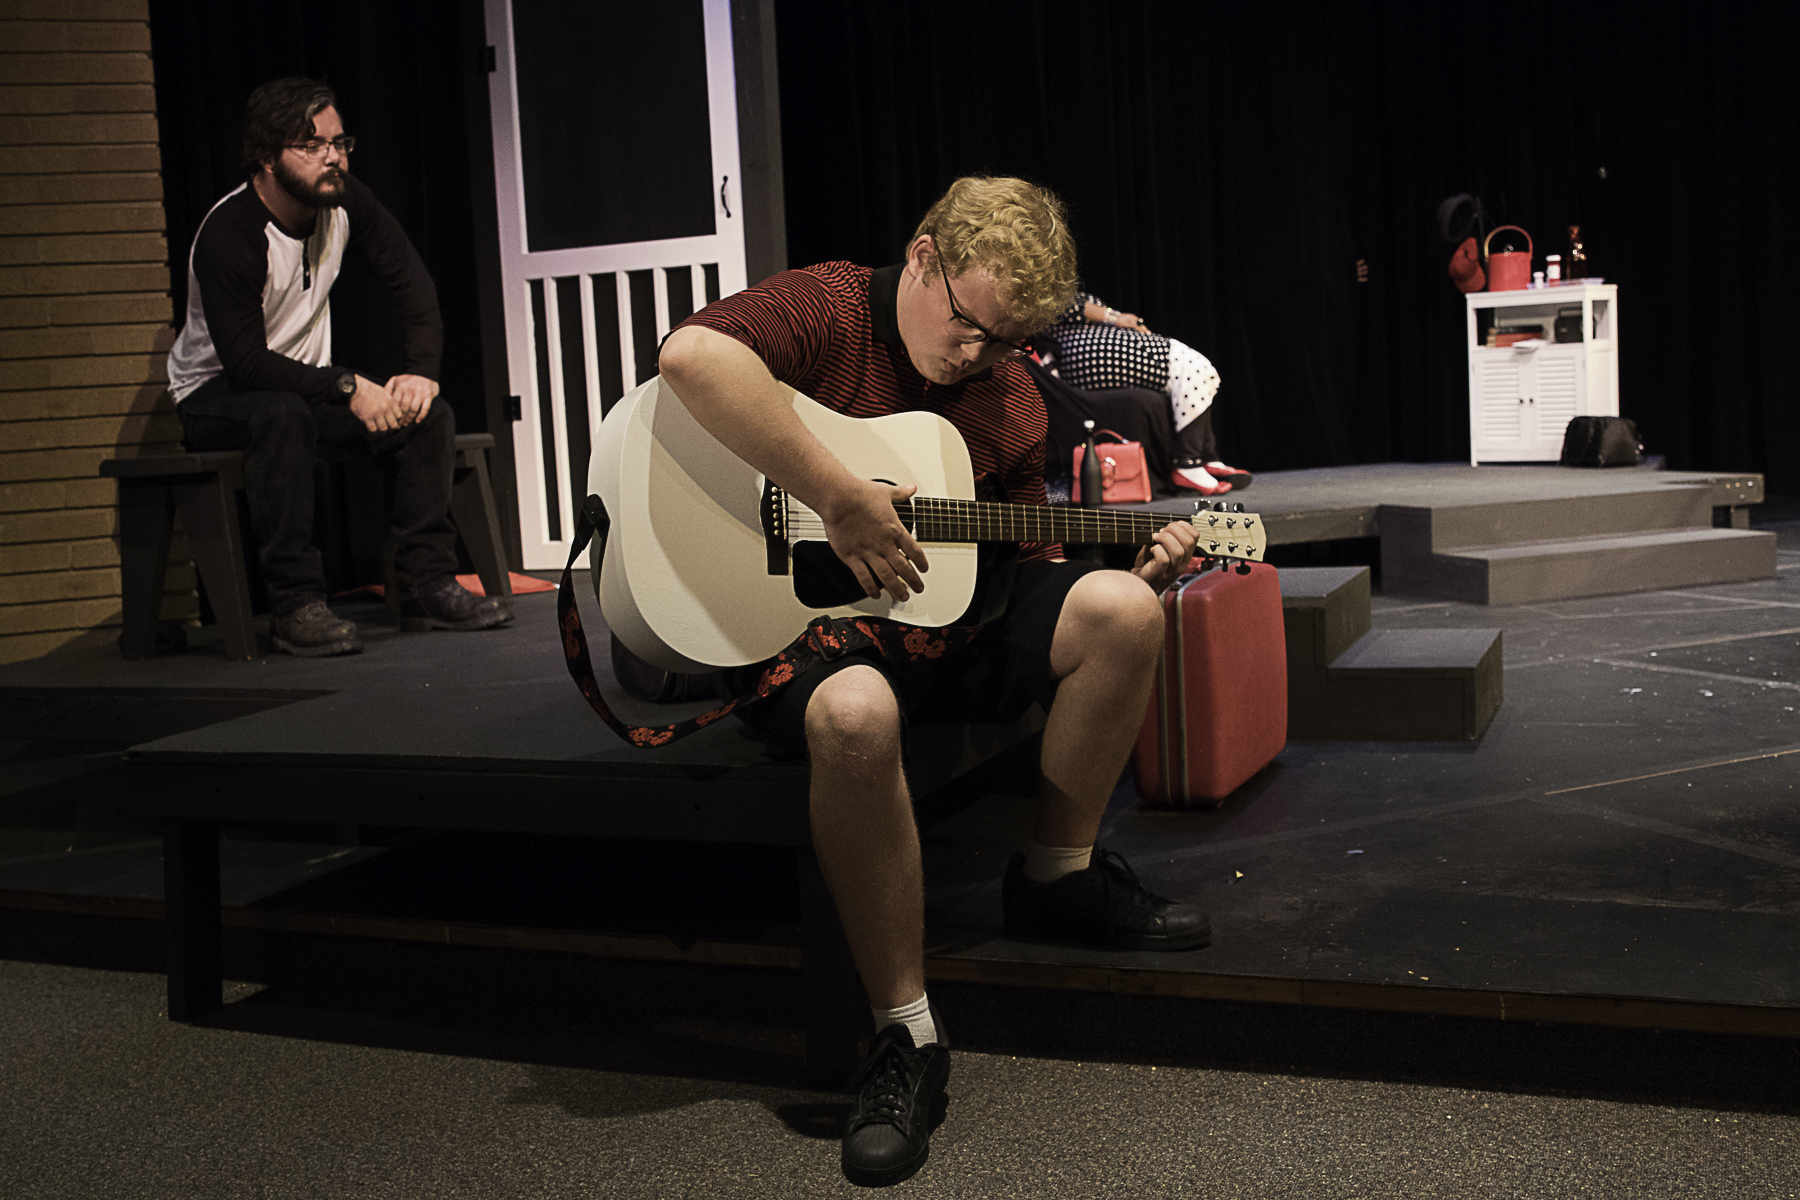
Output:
top-left (797, 847), bottom-right (865, 1089)
top-left (116, 478), bottom-right (176, 660)
top-left (452, 445), bottom-right (512, 602)
top-left (164, 818), bottom-right (223, 1022)
top-left (1716, 505), bottom-right (1751, 530)
top-left (174, 473), bottom-right (257, 661)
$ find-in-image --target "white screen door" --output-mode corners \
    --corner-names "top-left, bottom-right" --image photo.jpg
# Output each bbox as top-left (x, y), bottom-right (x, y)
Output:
top-left (486, 0), bottom-right (747, 568)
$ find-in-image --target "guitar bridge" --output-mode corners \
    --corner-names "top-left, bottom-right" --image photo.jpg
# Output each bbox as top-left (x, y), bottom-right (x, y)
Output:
top-left (761, 478), bottom-right (790, 576)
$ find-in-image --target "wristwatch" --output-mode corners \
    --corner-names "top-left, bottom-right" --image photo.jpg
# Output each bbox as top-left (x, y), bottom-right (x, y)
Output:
top-left (334, 370), bottom-right (358, 401)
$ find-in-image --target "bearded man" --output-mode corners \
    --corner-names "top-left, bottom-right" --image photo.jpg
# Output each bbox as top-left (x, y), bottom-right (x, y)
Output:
top-left (166, 77), bottom-right (508, 656)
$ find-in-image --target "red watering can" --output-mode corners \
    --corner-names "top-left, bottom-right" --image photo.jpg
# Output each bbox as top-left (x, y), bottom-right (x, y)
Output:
top-left (1484, 225), bottom-right (1533, 292)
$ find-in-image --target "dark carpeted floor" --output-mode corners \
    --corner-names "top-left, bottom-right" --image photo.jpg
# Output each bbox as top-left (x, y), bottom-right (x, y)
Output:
top-left (3, 957), bottom-right (1798, 1199)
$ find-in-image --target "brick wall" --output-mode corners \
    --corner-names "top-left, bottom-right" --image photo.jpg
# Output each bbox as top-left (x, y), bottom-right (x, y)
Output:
top-left (0, 0), bottom-right (195, 665)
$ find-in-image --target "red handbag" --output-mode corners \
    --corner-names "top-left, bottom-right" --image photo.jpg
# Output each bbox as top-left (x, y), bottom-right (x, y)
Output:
top-left (1072, 430), bottom-right (1151, 504)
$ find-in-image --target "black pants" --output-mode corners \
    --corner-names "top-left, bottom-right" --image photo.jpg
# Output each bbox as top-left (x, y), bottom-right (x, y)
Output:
top-left (1175, 407), bottom-right (1219, 464)
top-left (177, 376), bottom-right (460, 614)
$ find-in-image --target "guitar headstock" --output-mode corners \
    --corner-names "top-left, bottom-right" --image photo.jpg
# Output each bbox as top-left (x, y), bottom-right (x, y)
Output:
top-left (1189, 500), bottom-right (1267, 567)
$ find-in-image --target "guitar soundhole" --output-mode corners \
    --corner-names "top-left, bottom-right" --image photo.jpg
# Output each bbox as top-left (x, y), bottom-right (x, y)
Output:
top-left (792, 543), bottom-right (871, 609)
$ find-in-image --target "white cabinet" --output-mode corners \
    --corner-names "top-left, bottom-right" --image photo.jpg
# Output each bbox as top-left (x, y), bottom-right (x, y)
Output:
top-left (1466, 283), bottom-right (1618, 463)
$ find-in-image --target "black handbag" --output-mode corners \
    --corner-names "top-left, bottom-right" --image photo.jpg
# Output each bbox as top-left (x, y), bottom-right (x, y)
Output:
top-left (1559, 416), bottom-right (1642, 467)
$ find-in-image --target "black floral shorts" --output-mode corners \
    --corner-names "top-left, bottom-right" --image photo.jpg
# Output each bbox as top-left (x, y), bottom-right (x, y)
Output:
top-left (737, 558), bottom-right (1105, 755)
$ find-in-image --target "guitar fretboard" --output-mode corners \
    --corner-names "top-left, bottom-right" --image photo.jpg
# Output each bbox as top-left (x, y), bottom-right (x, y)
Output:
top-left (780, 495), bottom-right (1265, 559)
top-left (902, 497), bottom-right (1263, 557)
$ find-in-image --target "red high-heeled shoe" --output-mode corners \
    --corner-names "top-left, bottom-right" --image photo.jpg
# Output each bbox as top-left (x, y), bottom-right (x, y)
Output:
top-left (1172, 465), bottom-right (1233, 497)
top-left (1204, 462), bottom-right (1252, 490)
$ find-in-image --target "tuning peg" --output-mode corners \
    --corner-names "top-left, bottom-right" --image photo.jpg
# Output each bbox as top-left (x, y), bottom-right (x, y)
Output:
top-left (1233, 503), bottom-right (1245, 513)
top-left (1236, 562), bottom-right (1252, 575)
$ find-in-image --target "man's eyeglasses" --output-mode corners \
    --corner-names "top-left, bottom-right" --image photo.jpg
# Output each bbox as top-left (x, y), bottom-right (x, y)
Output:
top-left (938, 258), bottom-right (1031, 358)
top-left (285, 137), bottom-right (356, 160)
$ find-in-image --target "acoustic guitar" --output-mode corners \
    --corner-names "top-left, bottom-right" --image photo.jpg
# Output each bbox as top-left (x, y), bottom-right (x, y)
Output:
top-left (587, 376), bottom-right (1267, 674)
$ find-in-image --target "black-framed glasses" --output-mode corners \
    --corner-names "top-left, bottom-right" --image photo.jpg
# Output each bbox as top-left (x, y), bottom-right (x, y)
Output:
top-left (938, 258), bottom-right (1031, 357)
top-left (285, 136), bottom-right (355, 160)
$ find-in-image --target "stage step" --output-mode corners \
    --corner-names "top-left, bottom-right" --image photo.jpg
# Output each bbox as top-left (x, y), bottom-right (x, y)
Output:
top-left (1376, 479), bottom-right (1780, 605)
top-left (1280, 567), bottom-right (1502, 741)
top-left (1400, 526), bottom-right (1777, 607)
top-left (1396, 486), bottom-right (1717, 552)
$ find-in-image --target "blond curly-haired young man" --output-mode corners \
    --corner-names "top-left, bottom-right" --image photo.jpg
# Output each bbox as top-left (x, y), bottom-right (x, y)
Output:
top-left (659, 176), bottom-right (1209, 1188)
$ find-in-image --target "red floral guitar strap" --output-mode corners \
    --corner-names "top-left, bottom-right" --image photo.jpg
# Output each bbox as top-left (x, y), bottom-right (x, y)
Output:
top-left (558, 495), bottom-right (984, 748)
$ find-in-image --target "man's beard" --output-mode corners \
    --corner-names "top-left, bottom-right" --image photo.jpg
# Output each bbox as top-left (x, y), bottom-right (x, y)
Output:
top-left (272, 157), bottom-right (348, 208)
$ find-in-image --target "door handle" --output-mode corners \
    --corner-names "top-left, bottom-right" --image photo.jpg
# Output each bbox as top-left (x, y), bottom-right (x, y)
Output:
top-left (720, 175), bottom-right (731, 219)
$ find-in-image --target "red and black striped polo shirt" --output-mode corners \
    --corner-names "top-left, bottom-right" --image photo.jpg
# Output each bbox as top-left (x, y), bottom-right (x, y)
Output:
top-left (678, 261), bottom-right (1059, 561)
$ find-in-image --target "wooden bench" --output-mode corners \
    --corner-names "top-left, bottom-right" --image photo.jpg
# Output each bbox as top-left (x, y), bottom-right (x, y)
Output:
top-left (100, 433), bottom-right (511, 661)
top-left (120, 637), bottom-right (1044, 1088)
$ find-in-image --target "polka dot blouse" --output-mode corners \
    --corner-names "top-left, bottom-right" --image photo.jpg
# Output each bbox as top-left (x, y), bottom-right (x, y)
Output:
top-left (1047, 291), bottom-right (1170, 393)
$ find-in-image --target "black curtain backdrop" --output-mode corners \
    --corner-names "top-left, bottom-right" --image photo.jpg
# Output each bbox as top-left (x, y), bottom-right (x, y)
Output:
top-left (772, 0), bottom-right (1800, 491)
top-left (147, 0), bottom-right (491, 437)
top-left (145, 2), bottom-right (1799, 491)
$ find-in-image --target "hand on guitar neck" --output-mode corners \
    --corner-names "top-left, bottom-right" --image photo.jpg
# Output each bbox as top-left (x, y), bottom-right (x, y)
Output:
top-left (1130, 520), bottom-right (1202, 594)
top-left (817, 476), bottom-right (932, 603)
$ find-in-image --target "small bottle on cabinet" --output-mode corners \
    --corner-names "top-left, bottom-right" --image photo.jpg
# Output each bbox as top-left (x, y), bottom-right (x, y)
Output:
top-left (1546, 254), bottom-right (1562, 286)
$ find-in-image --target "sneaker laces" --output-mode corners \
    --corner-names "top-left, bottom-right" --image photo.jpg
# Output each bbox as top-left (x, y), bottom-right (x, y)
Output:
top-left (1093, 847), bottom-right (1176, 913)
top-left (848, 1030), bottom-right (918, 1129)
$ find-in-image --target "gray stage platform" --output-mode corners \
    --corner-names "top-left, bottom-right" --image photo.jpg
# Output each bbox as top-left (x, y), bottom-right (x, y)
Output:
top-left (1134, 460), bottom-right (1775, 605)
top-left (1144, 459), bottom-right (1761, 544)
top-left (4, 474), bottom-right (1799, 1046)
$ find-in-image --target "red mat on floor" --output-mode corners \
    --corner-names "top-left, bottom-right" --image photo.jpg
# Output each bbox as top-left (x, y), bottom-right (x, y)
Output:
top-left (332, 572), bottom-right (556, 601)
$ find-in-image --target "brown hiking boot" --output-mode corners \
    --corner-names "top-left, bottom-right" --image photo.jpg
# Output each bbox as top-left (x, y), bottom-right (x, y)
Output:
top-left (270, 599), bottom-right (362, 657)
top-left (400, 576), bottom-right (513, 632)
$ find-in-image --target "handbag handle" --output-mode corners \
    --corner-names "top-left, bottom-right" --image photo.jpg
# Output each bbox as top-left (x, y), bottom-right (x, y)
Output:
top-left (1483, 224), bottom-right (1532, 260)
top-left (1093, 428), bottom-right (1131, 445)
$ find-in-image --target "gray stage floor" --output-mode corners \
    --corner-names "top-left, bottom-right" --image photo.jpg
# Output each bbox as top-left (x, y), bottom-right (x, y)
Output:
top-left (4, 481), bottom-right (1799, 1198)
top-left (923, 566), bottom-right (1800, 1012)
top-left (2, 499), bottom-right (1797, 1033)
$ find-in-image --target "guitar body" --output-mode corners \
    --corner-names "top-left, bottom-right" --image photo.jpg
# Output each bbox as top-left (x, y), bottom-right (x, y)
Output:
top-left (589, 376), bottom-right (981, 672)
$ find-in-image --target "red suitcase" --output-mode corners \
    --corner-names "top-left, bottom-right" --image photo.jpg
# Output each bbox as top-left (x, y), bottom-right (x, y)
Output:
top-left (1132, 562), bottom-right (1288, 806)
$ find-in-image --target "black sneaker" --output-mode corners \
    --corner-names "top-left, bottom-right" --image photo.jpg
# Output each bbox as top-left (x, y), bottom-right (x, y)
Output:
top-left (400, 576), bottom-right (513, 632)
top-left (841, 1009), bottom-right (950, 1188)
top-left (270, 599), bottom-right (362, 657)
top-left (1003, 847), bottom-right (1212, 951)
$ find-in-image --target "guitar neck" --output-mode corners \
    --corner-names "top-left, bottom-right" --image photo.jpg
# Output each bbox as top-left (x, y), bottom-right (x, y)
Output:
top-left (901, 497), bottom-right (1265, 559)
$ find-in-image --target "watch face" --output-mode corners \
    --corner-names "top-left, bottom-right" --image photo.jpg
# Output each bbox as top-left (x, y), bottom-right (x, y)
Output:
top-left (338, 373), bottom-right (357, 394)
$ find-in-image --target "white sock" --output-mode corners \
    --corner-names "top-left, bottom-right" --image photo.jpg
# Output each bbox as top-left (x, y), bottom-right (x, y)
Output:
top-left (1023, 840), bottom-right (1093, 884)
top-left (872, 993), bottom-right (937, 1046)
